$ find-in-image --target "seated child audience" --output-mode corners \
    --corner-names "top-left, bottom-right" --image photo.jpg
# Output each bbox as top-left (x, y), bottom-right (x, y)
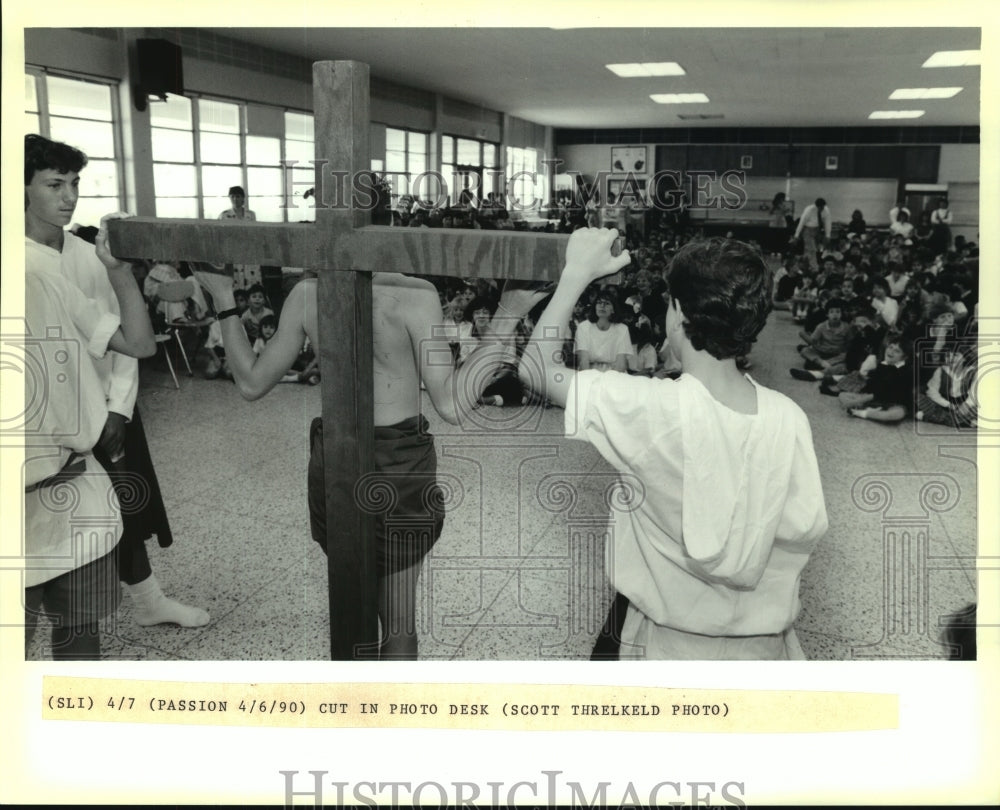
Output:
top-left (915, 343), bottom-right (977, 428)
top-left (252, 314), bottom-right (278, 356)
top-left (240, 283), bottom-right (274, 342)
top-left (574, 289), bottom-right (633, 372)
top-left (791, 274), bottom-right (818, 324)
top-left (771, 255), bottom-right (803, 311)
top-left (790, 297), bottom-right (853, 379)
top-left (817, 306), bottom-right (886, 395)
top-left (885, 262), bottom-right (911, 300)
top-left (869, 278), bottom-right (898, 329)
top-left (455, 294), bottom-right (500, 368)
top-left (838, 334), bottom-right (913, 423)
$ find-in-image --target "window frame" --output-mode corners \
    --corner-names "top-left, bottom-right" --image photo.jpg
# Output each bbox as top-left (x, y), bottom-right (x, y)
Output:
top-left (25, 67), bottom-right (127, 216)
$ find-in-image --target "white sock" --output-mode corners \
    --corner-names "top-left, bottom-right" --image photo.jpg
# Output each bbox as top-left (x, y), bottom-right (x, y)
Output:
top-left (126, 574), bottom-right (210, 627)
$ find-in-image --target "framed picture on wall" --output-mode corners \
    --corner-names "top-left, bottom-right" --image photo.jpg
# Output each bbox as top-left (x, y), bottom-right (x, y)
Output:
top-left (611, 145), bottom-right (648, 175)
top-left (740, 154), bottom-right (753, 169)
top-left (825, 155), bottom-right (839, 170)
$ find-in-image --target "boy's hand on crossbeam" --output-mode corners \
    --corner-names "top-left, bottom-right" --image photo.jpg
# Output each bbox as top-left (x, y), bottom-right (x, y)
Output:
top-left (563, 227), bottom-right (631, 287)
top-left (96, 212), bottom-right (135, 273)
top-left (192, 261), bottom-right (236, 306)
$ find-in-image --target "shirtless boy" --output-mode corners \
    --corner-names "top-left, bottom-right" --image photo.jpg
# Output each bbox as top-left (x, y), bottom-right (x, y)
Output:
top-left (195, 265), bottom-right (544, 659)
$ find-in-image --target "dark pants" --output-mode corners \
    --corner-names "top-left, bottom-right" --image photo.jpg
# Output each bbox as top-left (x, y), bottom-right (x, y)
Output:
top-left (590, 591), bottom-right (630, 660)
top-left (307, 416), bottom-right (445, 576)
top-left (93, 409), bottom-right (172, 585)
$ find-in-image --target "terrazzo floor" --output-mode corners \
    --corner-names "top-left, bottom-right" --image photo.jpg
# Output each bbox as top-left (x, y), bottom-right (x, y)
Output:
top-left (25, 305), bottom-right (980, 661)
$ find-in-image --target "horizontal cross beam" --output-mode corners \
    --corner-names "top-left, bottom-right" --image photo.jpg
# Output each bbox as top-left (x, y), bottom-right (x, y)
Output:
top-left (109, 219), bottom-right (571, 281)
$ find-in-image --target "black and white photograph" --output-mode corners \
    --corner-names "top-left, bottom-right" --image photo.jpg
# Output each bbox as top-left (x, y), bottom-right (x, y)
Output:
top-left (2, 3), bottom-right (996, 806)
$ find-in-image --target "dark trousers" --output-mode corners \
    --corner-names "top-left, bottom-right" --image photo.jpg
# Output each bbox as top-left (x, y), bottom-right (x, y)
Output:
top-left (590, 591), bottom-right (630, 660)
top-left (92, 409), bottom-right (172, 585)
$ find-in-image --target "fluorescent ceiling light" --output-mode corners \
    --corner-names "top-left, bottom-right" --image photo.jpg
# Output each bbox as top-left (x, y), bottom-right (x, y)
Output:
top-left (650, 93), bottom-right (709, 104)
top-left (890, 87), bottom-right (963, 99)
top-left (922, 50), bottom-right (981, 67)
top-left (607, 62), bottom-right (685, 77)
top-left (869, 110), bottom-right (926, 119)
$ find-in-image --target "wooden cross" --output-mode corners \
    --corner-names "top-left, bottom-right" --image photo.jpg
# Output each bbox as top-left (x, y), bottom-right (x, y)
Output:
top-left (109, 60), bottom-right (569, 659)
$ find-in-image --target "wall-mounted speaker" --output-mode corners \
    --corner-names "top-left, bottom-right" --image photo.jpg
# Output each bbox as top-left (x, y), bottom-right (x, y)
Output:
top-left (134, 38), bottom-right (184, 111)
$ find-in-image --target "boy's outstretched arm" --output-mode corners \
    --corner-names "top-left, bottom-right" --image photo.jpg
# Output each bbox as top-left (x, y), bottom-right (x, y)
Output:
top-left (417, 281), bottom-right (548, 425)
top-left (194, 265), bottom-right (309, 400)
top-left (520, 228), bottom-right (630, 408)
top-left (96, 213), bottom-right (156, 359)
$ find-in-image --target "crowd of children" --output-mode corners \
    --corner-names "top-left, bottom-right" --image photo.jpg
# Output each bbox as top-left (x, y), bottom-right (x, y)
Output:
top-left (782, 213), bottom-right (979, 429)
top-left (421, 205), bottom-right (756, 392)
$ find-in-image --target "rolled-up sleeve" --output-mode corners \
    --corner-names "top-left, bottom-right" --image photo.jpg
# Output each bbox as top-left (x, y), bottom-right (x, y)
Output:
top-left (61, 278), bottom-right (120, 359)
top-left (565, 371), bottom-right (666, 476)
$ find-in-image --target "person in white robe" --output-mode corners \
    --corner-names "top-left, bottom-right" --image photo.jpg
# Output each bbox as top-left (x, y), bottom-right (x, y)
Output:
top-left (522, 229), bottom-right (829, 659)
top-left (23, 133), bottom-right (157, 657)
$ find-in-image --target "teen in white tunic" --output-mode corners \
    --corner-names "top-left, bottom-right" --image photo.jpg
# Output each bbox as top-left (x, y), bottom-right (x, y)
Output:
top-left (523, 230), bottom-right (829, 659)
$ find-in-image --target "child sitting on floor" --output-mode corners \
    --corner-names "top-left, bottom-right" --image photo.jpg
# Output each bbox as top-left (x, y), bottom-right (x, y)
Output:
top-left (791, 274), bottom-right (818, 323)
top-left (240, 284), bottom-right (274, 342)
top-left (252, 314), bottom-right (277, 356)
top-left (790, 297), bottom-right (853, 380)
top-left (839, 334), bottom-right (913, 423)
top-left (915, 343), bottom-right (977, 428)
top-left (817, 305), bottom-right (885, 395)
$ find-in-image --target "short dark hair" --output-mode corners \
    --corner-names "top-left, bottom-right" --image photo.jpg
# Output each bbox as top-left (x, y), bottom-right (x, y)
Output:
top-left (463, 294), bottom-right (498, 323)
top-left (258, 314), bottom-right (278, 331)
top-left (666, 237), bottom-right (771, 359)
top-left (882, 332), bottom-right (911, 358)
top-left (247, 284), bottom-right (266, 297)
top-left (25, 134), bottom-right (87, 184)
top-left (825, 297), bottom-right (846, 313)
top-left (228, 186), bottom-right (246, 197)
top-left (589, 288), bottom-right (621, 322)
top-left (233, 289), bottom-right (249, 301)
top-left (928, 302), bottom-right (954, 321)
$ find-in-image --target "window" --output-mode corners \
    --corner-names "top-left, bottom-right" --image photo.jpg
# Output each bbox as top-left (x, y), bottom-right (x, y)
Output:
top-left (506, 146), bottom-right (548, 214)
top-left (384, 126), bottom-right (431, 206)
top-left (151, 95), bottom-right (198, 218)
top-left (150, 98), bottom-right (313, 221)
top-left (25, 71), bottom-right (123, 227)
top-left (284, 111), bottom-right (315, 218)
top-left (441, 135), bottom-right (500, 207)
top-left (198, 99), bottom-right (243, 220)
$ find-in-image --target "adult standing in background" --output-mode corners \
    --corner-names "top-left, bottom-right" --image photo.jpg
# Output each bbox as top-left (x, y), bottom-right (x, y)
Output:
top-left (767, 191), bottom-right (793, 254)
top-left (794, 198), bottom-right (831, 272)
top-left (218, 185), bottom-right (260, 290)
top-left (929, 196), bottom-right (953, 256)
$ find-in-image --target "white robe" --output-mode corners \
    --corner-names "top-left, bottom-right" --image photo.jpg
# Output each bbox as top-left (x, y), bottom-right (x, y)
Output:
top-left (566, 371), bottom-right (828, 659)
top-left (23, 237), bottom-right (123, 586)
top-left (60, 231), bottom-right (138, 419)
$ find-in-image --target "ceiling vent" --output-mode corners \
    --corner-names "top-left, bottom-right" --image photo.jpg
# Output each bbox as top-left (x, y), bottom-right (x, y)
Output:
top-left (677, 113), bottom-right (725, 120)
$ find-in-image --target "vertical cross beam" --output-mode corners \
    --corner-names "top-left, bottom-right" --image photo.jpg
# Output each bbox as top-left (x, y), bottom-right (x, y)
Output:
top-left (312, 61), bottom-right (377, 659)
